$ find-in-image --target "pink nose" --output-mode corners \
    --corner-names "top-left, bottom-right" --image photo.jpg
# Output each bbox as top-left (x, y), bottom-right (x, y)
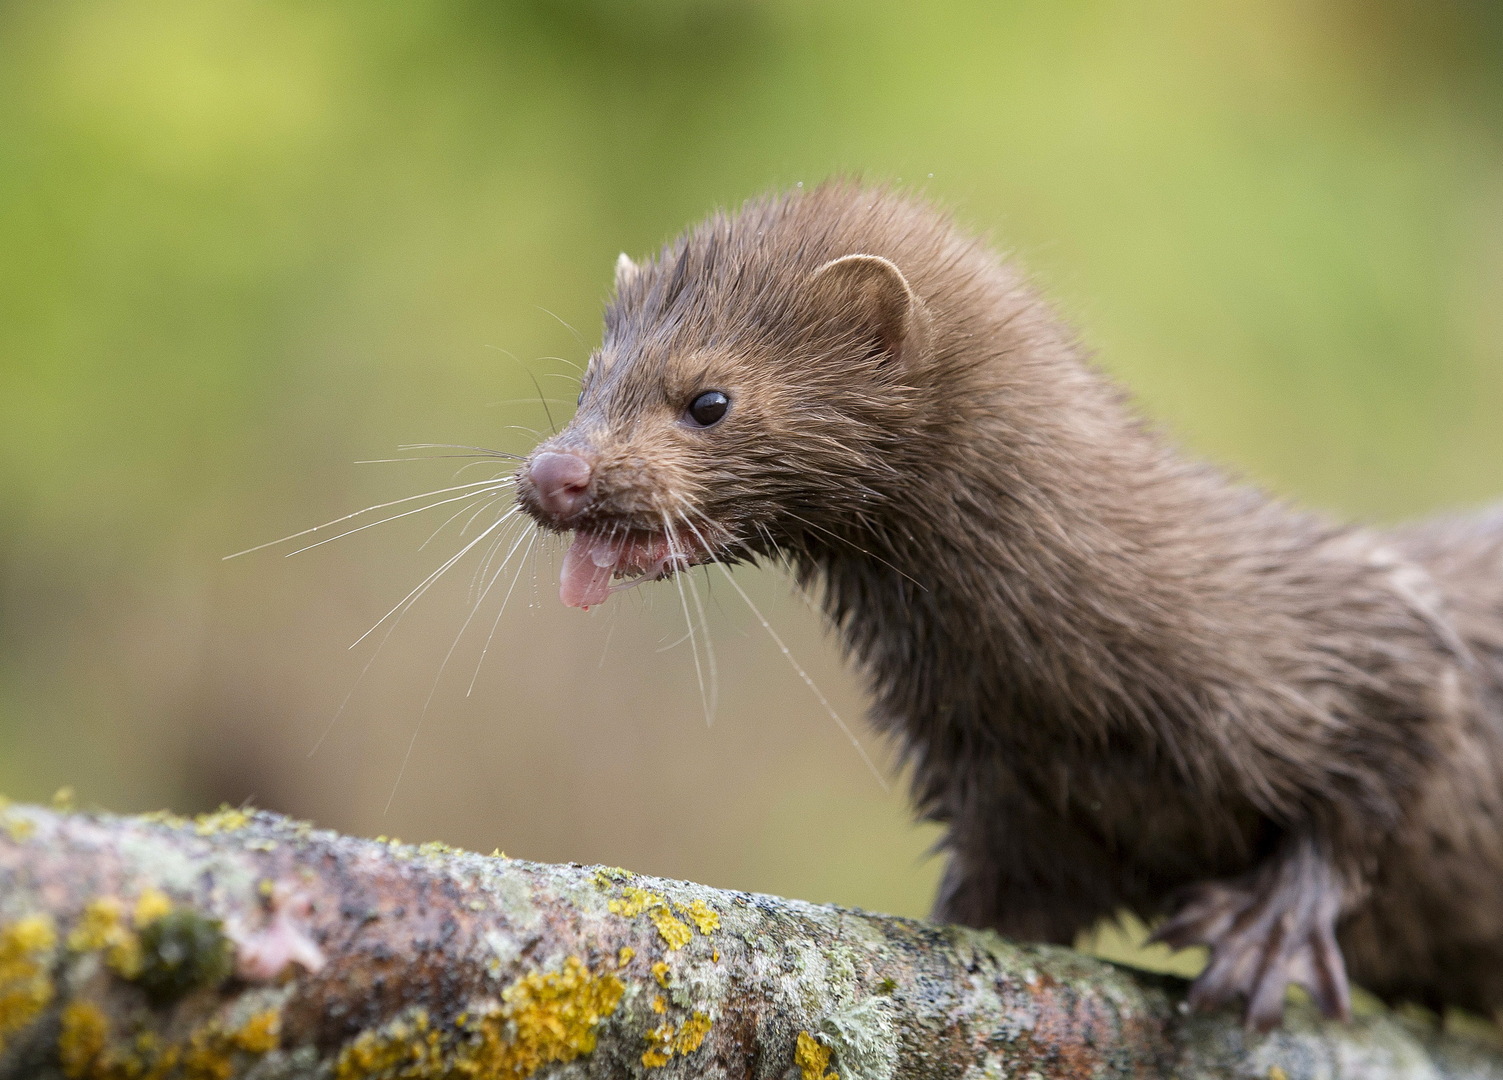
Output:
top-left (529, 451), bottom-right (593, 518)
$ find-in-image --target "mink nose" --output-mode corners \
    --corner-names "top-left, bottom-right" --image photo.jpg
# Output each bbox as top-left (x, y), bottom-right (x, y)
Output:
top-left (528, 451), bottom-right (594, 518)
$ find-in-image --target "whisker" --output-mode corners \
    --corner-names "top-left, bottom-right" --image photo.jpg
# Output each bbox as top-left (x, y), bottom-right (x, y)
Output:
top-left (467, 526), bottom-right (541, 696)
top-left (468, 514), bottom-right (525, 601)
top-left (598, 621), bottom-right (617, 669)
top-left (397, 443), bottom-right (526, 461)
top-left (781, 509), bottom-right (927, 591)
top-left (657, 628), bottom-right (694, 652)
top-left (710, 560), bottom-right (887, 789)
top-left (224, 478), bottom-right (512, 560)
top-left (662, 512), bottom-right (710, 727)
top-left (309, 505), bottom-right (517, 761)
top-left (387, 516), bottom-right (528, 815)
top-left (676, 514), bottom-right (720, 722)
top-left (417, 492), bottom-right (507, 553)
top-left (485, 397), bottom-right (576, 409)
top-left (284, 485), bottom-right (510, 557)
top-left (534, 308), bottom-right (588, 349)
top-left (350, 509), bottom-right (518, 650)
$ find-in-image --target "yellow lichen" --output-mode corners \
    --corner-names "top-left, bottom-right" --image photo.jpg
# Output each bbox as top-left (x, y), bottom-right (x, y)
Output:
top-left (58, 1001), bottom-right (108, 1079)
top-left (232, 1009), bottom-right (281, 1054)
top-left (67, 897), bottom-right (143, 979)
top-left (488, 957), bottom-right (625, 1077)
top-left (679, 899), bottom-right (720, 935)
top-left (68, 899), bottom-right (123, 952)
top-left (592, 866), bottom-right (633, 890)
top-left (673, 1012), bottom-right (712, 1054)
top-left (133, 888), bottom-right (172, 927)
top-left (334, 959), bottom-right (625, 1080)
top-left (138, 809), bottom-right (190, 830)
top-left (335, 1010), bottom-right (442, 1080)
top-left (647, 908), bottom-right (692, 951)
top-left (607, 887), bottom-right (696, 950)
top-left (651, 961), bottom-right (670, 988)
top-left (616, 946), bottom-right (635, 967)
top-left (606, 886), bottom-right (663, 919)
top-left (5, 816), bottom-right (35, 841)
top-left (641, 1022), bottom-right (674, 1069)
top-left (796, 1031), bottom-right (838, 1080)
top-left (651, 996), bottom-right (667, 1014)
top-left (712, 949), bottom-right (720, 963)
top-left (194, 805), bottom-right (252, 836)
top-left (58, 998), bottom-right (282, 1080)
top-left (0, 915), bottom-right (56, 1053)
top-left (1267, 1068), bottom-right (1289, 1080)
top-left (640, 1012), bottom-right (712, 1069)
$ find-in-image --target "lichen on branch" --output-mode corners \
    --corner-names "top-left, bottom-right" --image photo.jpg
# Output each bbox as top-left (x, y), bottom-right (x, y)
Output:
top-left (0, 801), bottom-right (1498, 1079)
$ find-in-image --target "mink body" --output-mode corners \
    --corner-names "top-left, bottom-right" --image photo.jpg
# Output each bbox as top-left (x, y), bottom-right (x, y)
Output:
top-left (516, 183), bottom-right (1503, 1027)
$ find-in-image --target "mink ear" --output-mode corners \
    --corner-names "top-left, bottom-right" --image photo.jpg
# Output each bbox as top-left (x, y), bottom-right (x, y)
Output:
top-left (614, 252), bottom-right (641, 291)
top-left (809, 254), bottom-right (927, 364)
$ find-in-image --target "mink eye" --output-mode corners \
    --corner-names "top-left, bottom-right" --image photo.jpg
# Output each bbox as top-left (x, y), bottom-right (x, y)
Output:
top-left (685, 390), bottom-right (730, 427)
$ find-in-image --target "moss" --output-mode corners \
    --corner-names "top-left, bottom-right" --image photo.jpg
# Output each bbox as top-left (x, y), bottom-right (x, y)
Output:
top-left (0, 914), bottom-right (57, 1053)
top-left (796, 1031), bottom-right (839, 1080)
top-left (134, 909), bottom-right (233, 1003)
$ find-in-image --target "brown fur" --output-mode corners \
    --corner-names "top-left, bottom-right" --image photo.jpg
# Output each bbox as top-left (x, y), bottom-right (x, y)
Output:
top-left (516, 183), bottom-right (1503, 1027)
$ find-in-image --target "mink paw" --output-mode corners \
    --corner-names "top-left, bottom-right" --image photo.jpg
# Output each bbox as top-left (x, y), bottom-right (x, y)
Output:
top-left (1151, 844), bottom-right (1352, 1031)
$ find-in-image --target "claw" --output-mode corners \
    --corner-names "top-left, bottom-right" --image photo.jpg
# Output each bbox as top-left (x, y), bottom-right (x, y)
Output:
top-left (1154, 837), bottom-right (1352, 1031)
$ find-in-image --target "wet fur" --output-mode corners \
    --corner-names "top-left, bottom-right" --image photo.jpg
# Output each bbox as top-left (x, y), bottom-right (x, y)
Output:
top-left (517, 183), bottom-right (1503, 1025)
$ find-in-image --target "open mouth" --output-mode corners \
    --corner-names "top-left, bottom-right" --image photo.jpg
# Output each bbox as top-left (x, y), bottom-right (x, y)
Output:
top-left (559, 528), bottom-right (708, 609)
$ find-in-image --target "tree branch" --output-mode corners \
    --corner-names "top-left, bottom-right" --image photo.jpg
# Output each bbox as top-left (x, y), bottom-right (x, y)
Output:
top-left (0, 803), bottom-right (1497, 1079)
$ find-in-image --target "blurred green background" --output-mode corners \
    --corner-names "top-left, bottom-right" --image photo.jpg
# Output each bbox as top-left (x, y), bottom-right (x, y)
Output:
top-left (2, 0), bottom-right (1502, 972)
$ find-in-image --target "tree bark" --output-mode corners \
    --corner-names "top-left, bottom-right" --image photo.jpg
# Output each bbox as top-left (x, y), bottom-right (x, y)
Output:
top-left (0, 802), bottom-right (1497, 1079)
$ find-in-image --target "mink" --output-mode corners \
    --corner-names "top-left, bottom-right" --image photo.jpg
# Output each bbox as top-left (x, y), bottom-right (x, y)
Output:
top-left (515, 182), bottom-right (1503, 1029)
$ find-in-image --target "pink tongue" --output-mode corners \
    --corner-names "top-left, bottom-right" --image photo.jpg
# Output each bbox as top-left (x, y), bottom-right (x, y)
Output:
top-left (560, 533), bottom-right (618, 609)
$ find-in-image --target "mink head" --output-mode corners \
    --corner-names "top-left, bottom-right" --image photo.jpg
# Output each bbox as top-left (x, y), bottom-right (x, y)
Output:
top-left (516, 184), bottom-right (990, 608)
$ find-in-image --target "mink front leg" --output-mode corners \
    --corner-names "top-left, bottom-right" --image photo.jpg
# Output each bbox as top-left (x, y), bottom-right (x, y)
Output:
top-left (1151, 834), bottom-right (1353, 1031)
